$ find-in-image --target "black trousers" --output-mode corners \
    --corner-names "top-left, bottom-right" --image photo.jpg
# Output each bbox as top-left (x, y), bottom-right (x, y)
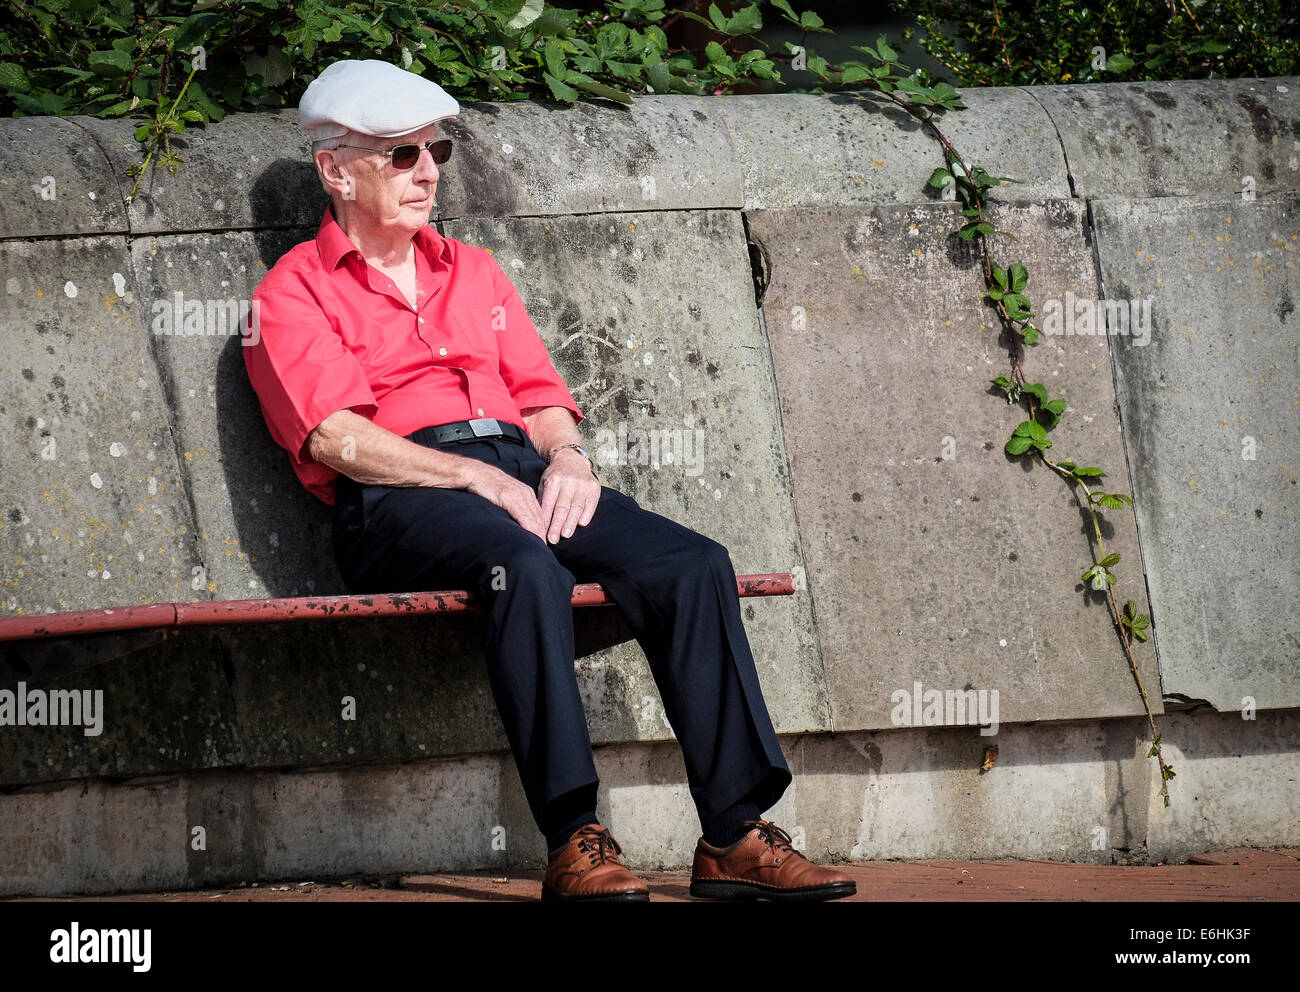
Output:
top-left (330, 426), bottom-right (792, 833)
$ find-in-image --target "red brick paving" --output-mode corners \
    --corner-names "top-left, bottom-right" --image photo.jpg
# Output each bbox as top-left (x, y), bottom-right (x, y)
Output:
top-left (11, 847), bottom-right (1299, 902)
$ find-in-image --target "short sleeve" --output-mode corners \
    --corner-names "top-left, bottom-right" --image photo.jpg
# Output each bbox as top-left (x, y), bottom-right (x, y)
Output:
top-left (243, 271), bottom-right (379, 464)
top-left (489, 256), bottom-right (584, 423)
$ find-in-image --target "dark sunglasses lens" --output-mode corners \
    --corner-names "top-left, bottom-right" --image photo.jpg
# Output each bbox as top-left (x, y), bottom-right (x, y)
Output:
top-left (391, 145), bottom-right (420, 169)
top-left (391, 140), bottom-right (453, 169)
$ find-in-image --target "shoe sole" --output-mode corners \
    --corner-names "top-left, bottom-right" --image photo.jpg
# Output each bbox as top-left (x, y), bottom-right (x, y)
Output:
top-left (689, 879), bottom-right (856, 902)
top-left (541, 886), bottom-right (650, 903)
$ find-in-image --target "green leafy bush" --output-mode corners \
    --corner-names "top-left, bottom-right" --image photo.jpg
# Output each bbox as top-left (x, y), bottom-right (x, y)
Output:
top-left (895, 0), bottom-right (1298, 85)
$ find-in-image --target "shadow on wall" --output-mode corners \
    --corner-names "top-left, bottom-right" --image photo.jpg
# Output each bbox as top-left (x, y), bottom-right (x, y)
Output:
top-left (215, 158), bottom-right (342, 598)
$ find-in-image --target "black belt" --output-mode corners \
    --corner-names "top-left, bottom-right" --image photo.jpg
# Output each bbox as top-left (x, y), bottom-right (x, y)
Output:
top-left (408, 418), bottom-right (526, 446)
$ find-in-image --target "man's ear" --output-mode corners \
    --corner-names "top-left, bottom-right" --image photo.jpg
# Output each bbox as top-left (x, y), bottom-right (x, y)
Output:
top-left (314, 148), bottom-right (353, 200)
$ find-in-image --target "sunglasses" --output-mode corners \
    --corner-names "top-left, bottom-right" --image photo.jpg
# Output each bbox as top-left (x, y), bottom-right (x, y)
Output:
top-left (335, 138), bottom-right (454, 170)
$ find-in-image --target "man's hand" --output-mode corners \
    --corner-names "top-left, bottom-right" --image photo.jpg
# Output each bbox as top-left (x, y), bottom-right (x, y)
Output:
top-left (460, 460), bottom-right (549, 543)
top-left (538, 448), bottom-right (600, 544)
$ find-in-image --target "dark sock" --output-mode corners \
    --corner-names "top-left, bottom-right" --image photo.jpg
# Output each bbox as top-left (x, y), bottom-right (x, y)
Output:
top-left (542, 784), bottom-right (600, 853)
top-left (702, 798), bottom-right (763, 848)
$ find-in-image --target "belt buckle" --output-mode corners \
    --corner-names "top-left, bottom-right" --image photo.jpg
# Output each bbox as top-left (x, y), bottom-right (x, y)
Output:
top-left (468, 417), bottom-right (501, 438)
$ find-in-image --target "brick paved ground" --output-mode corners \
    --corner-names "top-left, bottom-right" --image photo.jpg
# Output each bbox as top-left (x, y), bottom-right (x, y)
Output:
top-left (12, 847), bottom-right (1297, 902)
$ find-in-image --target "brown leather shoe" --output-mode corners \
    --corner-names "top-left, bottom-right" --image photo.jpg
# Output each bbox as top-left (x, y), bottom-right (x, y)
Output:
top-left (541, 824), bottom-right (649, 902)
top-left (690, 820), bottom-right (856, 901)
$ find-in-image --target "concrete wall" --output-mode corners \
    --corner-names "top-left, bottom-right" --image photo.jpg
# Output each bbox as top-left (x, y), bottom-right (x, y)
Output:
top-left (1, 77), bottom-right (1297, 895)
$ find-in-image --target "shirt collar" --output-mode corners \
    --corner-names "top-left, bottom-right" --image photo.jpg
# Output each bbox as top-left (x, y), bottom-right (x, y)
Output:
top-left (315, 203), bottom-right (451, 272)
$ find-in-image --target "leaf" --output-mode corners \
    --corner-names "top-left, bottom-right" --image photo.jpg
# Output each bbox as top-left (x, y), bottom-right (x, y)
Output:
top-left (876, 35), bottom-right (898, 62)
top-left (928, 167), bottom-right (953, 189)
top-left (1098, 494), bottom-right (1125, 510)
top-left (769, 0), bottom-right (798, 22)
top-left (1099, 553), bottom-right (1121, 568)
top-left (134, 124), bottom-right (152, 142)
top-left (565, 73), bottom-right (635, 105)
top-left (506, 0), bottom-right (545, 30)
top-left (1073, 466), bottom-right (1106, 477)
top-left (648, 61), bottom-right (671, 94)
top-left (88, 49), bottom-right (133, 74)
top-left (728, 3), bottom-right (764, 35)
top-left (542, 71), bottom-right (580, 102)
top-left (0, 62), bottom-right (31, 93)
top-left (1104, 53), bottom-right (1136, 73)
top-left (1009, 262), bottom-right (1028, 292)
top-left (1020, 325), bottom-right (1040, 346)
top-left (990, 374), bottom-right (1013, 390)
top-left (1005, 436), bottom-right (1032, 456)
top-left (545, 40), bottom-right (567, 79)
top-left (1022, 382), bottom-right (1048, 405)
top-left (800, 10), bottom-right (824, 30)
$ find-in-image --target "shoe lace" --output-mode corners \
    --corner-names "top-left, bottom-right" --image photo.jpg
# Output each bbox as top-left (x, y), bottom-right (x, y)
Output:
top-left (742, 819), bottom-right (797, 858)
top-left (575, 825), bottom-right (623, 866)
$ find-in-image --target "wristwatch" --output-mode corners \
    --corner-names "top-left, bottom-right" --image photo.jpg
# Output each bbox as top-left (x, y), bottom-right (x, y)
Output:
top-left (548, 442), bottom-right (599, 480)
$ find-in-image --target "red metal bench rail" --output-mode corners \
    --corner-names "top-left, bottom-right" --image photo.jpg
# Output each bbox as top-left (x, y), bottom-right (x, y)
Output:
top-left (0, 572), bottom-right (795, 643)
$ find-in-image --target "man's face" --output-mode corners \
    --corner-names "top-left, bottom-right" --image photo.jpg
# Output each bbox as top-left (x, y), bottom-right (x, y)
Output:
top-left (332, 122), bottom-right (442, 234)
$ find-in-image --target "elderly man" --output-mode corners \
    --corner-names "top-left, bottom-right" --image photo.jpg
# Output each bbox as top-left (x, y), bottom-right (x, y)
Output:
top-left (243, 59), bottom-right (853, 902)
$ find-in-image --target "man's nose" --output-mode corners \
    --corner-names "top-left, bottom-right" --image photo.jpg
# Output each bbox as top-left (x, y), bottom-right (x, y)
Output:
top-left (413, 146), bottom-right (440, 182)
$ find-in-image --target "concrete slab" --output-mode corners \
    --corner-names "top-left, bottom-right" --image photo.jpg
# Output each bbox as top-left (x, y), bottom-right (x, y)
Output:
top-left (1145, 708), bottom-right (1300, 863)
top-left (1093, 195), bottom-right (1300, 710)
top-left (0, 628), bottom-right (241, 788)
top-left (749, 200), bottom-right (1158, 730)
top-left (0, 117), bottom-right (128, 238)
top-left (73, 112), bottom-right (328, 234)
top-left (212, 614), bottom-right (508, 768)
top-left (0, 237), bottom-right (201, 615)
top-left (436, 95), bottom-right (742, 218)
top-left (128, 229), bottom-right (342, 600)
top-left (1029, 77), bottom-right (1300, 198)
top-left (443, 210), bottom-right (831, 736)
top-left (711, 88), bottom-right (1071, 210)
top-left (6, 709), bottom-right (1295, 895)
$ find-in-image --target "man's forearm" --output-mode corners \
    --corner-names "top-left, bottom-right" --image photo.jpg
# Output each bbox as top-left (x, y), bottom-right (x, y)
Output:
top-left (307, 409), bottom-right (479, 488)
top-left (521, 406), bottom-right (584, 462)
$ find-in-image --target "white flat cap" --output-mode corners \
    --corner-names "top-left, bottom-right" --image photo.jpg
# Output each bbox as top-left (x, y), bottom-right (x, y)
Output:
top-left (299, 59), bottom-right (459, 142)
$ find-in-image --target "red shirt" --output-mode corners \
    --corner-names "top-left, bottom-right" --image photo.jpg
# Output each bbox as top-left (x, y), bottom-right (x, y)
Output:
top-left (243, 206), bottom-right (583, 505)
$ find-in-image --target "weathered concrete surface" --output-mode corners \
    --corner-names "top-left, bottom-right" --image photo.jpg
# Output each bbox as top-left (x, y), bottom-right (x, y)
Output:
top-left (73, 111), bottom-right (328, 235)
top-left (0, 117), bottom-right (128, 237)
top-left (1145, 708), bottom-right (1300, 862)
top-left (444, 210), bottom-right (830, 735)
top-left (0, 628), bottom-right (242, 787)
top-left (751, 200), bottom-right (1157, 729)
top-left (0, 238), bottom-right (200, 614)
top-left (129, 228), bottom-right (342, 600)
top-left (7, 709), bottom-right (1295, 896)
top-left (437, 95), bottom-right (742, 218)
top-left (712, 88), bottom-right (1071, 209)
top-left (1093, 195), bottom-right (1300, 711)
top-left (1029, 77), bottom-right (1300, 199)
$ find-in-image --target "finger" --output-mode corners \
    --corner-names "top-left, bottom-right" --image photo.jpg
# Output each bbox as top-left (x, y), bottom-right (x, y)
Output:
top-left (578, 485), bottom-right (601, 527)
top-left (536, 467), bottom-right (560, 518)
top-left (559, 498), bottom-right (584, 539)
top-left (513, 496), bottom-right (547, 541)
top-left (546, 480), bottom-right (578, 544)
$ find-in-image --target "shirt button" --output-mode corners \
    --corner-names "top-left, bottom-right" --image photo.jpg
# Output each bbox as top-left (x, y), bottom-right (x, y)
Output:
top-left (438, 347), bottom-right (447, 356)
top-left (477, 408), bottom-right (485, 417)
